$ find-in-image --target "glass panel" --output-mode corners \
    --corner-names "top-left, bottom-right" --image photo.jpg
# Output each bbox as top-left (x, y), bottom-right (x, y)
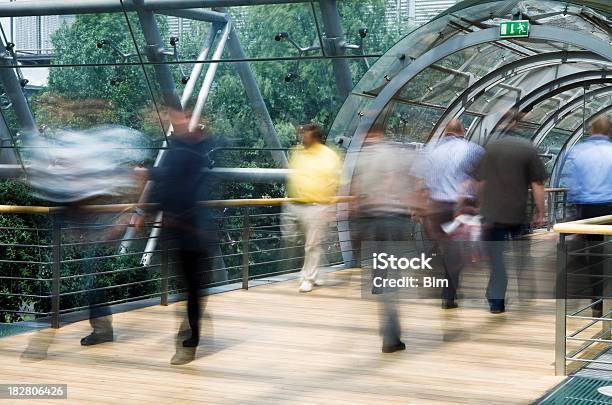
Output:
top-left (222, 3), bottom-right (322, 60)
top-left (373, 100), bottom-right (443, 144)
top-left (352, 0), bottom-right (543, 95)
top-left (5, 9), bottom-right (139, 67)
top-left (327, 94), bottom-right (372, 148)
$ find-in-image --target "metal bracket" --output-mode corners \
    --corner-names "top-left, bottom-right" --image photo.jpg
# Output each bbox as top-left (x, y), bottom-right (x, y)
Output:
top-left (274, 31), bottom-right (321, 82)
top-left (163, 36), bottom-right (190, 84)
top-left (96, 39), bottom-right (139, 85)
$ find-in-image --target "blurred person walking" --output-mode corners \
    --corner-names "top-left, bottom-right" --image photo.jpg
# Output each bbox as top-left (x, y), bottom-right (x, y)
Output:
top-left (351, 124), bottom-right (418, 353)
top-left (477, 112), bottom-right (546, 313)
top-left (565, 116), bottom-right (612, 317)
top-left (24, 120), bottom-right (152, 347)
top-left (283, 124), bottom-right (341, 293)
top-left (414, 119), bottom-right (484, 309)
top-left (134, 108), bottom-right (218, 364)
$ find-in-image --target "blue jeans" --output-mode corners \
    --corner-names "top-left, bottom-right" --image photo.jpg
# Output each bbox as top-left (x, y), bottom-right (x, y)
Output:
top-left (485, 223), bottom-right (525, 306)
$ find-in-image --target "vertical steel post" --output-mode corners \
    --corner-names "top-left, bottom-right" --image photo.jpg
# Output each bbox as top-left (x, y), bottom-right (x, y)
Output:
top-left (132, 0), bottom-right (183, 111)
top-left (189, 22), bottom-right (231, 131)
top-left (51, 215), bottom-right (62, 329)
top-left (181, 24), bottom-right (218, 103)
top-left (547, 191), bottom-right (553, 231)
top-left (242, 207), bottom-right (250, 290)
top-left (224, 22), bottom-right (288, 167)
top-left (160, 240), bottom-right (169, 306)
top-left (0, 34), bottom-right (37, 136)
top-left (555, 234), bottom-right (567, 376)
top-left (318, 0), bottom-right (353, 100)
top-left (602, 235), bottom-right (611, 340)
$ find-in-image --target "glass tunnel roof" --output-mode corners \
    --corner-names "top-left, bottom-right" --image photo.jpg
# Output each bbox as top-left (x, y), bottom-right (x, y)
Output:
top-left (328, 0), bottom-right (612, 186)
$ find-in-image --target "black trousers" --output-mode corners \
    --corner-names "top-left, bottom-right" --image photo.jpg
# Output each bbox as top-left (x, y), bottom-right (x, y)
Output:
top-left (177, 249), bottom-right (204, 338)
top-left (424, 205), bottom-right (462, 301)
top-left (576, 203), bottom-right (612, 300)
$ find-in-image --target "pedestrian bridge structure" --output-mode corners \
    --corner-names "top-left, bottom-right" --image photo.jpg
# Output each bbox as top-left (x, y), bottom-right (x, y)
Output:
top-left (0, 0), bottom-right (611, 404)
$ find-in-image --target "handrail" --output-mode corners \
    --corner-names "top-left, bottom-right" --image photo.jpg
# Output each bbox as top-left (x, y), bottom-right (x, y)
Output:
top-left (0, 197), bottom-right (355, 215)
top-left (553, 214), bottom-right (612, 235)
top-left (0, 196), bottom-right (356, 327)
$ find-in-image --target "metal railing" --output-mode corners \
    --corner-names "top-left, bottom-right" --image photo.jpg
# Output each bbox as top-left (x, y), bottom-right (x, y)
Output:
top-left (526, 188), bottom-right (570, 232)
top-left (546, 188), bottom-right (570, 229)
top-left (553, 214), bottom-right (612, 375)
top-left (0, 190), bottom-right (575, 332)
top-left (0, 197), bottom-right (354, 328)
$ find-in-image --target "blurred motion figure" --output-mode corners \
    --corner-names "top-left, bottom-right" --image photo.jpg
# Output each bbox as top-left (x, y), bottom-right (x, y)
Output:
top-left (477, 111), bottom-right (546, 313)
top-left (134, 108), bottom-right (217, 363)
top-left (283, 124), bottom-right (341, 293)
top-left (351, 123), bottom-right (418, 353)
top-left (24, 124), bottom-right (151, 346)
top-left (413, 119), bottom-right (484, 309)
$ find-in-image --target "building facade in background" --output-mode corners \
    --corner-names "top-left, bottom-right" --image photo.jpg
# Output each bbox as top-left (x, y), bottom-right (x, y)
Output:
top-left (11, 15), bottom-right (74, 52)
top-left (386, 0), bottom-right (457, 25)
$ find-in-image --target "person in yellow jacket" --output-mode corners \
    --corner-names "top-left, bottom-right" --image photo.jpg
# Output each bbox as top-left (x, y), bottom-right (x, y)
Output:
top-left (283, 123), bottom-right (341, 292)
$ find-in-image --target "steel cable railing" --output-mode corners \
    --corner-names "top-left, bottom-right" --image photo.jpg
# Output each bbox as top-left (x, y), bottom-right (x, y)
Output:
top-left (553, 214), bottom-right (612, 375)
top-left (0, 197), bottom-right (354, 328)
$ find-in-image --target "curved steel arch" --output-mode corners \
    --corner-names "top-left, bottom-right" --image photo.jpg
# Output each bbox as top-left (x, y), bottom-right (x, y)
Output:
top-left (532, 86), bottom-right (612, 146)
top-left (550, 104), bottom-right (612, 188)
top-left (428, 51), bottom-right (609, 142)
top-left (338, 25), bottom-right (612, 264)
top-left (489, 71), bottom-right (612, 139)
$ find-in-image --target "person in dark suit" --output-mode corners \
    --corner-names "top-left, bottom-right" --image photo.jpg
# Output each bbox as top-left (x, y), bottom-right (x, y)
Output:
top-left (134, 108), bottom-right (217, 364)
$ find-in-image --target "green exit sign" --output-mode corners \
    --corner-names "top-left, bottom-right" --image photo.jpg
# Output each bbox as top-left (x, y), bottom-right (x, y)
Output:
top-left (499, 20), bottom-right (530, 38)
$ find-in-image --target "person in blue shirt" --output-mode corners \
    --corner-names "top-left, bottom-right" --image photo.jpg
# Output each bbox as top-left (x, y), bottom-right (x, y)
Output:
top-left (413, 119), bottom-right (484, 309)
top-left (565, 116), bottom-right (612, 317)
top-left (566, 116), bottom-right (612, 207)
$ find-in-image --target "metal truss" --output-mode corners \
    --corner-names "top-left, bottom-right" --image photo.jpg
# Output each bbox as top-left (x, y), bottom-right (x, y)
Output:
top-left (531, 86), bottom-right (612, 146)
top-left (0, 0), bottom-right (309, 17)
top-left (428, 51), bottom-right (610, 143)
top-left (488, 71), bottom-right (612, 140)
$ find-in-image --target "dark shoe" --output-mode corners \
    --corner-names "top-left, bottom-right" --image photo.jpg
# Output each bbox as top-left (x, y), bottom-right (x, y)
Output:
top-left (592, 304), bottom-right (603, 318)
top-left (80, 332), bottom-right (113, 346)
top-left (489, 299), bottom-right (505, 314)
top-left (182, 335), bottom-right (200, 348)
top-left (441, 299), bottom-right (458, 309)
top-left (382, 340), bottom-right (406, 353)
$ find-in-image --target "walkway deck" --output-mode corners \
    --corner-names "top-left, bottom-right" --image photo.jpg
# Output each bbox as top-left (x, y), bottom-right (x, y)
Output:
top-left (0, 234), bottom-right (565, 404)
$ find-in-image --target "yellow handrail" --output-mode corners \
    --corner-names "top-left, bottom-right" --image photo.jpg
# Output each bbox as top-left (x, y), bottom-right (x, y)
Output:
top-left (553, 215), bottom-right (612, 235)
top-left (0, 197), bottom-right (356, 215)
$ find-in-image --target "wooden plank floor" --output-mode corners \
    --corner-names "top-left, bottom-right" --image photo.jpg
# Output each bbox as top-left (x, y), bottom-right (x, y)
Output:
top-left (0, 263), bottom-right (565, 405)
